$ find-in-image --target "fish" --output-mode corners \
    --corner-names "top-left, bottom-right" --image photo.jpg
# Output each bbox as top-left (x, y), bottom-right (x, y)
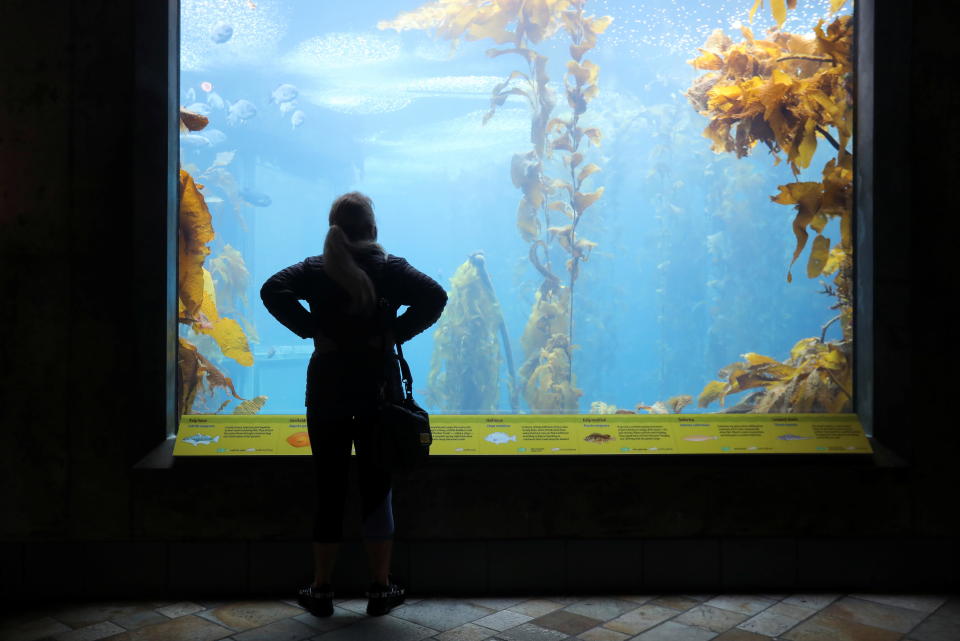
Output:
top-left (182, 433), bottom-right (220, 446)
top-left (186, 102), bottom-right (212, 116)
top-left (206, 91), bottom-right (225, 110)
top-left (647, 447), bottom-right (659, 451)
top-left (584, 432), bottom-right (613, 443)
top-left (551, 447), bottom-right (560, 451)
top-left (227, 99), bottom-right (257, 126)
top-left (211, 22), bottom-right (233, 44)
top-left (270, 83), bottom-right (299, 104)
top-left (778, 434), bottom-right (812, 440)
top-left (279, 100), bottom-right (297, 116)
top-left (291, 109), bottom-right (305, 129)
top-left (454, 447), bottom-right (464, 452)
top-left (484, 432), bottom-right (516, 445)
top-left (185, 87), bottom-right (196, 104)
top-left (683, 435), bottom-right (719, 442)
top-left (239, 187), bottom-right (271, 207)
top-left (204, 196), bottom-right (224, 204)
top-left (200, 81), bottom-right (213, 93)
top-left (266, 346), bottom-right (277, 358)
top-left (180, 133), bottom-right (212, 149)
top-left (203, 128), bottom-right (227, 146)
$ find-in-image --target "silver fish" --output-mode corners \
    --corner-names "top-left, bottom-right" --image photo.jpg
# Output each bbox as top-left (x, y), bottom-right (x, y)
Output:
top-left (291, 110), bottom-right (305, 129)
top-left (186, 102), bottom-right (212, 116)
top-left (206, 91), bottom-right (225, 110)
top-left (777, 433), bottom-right (812, 440)
top-left (484, 432), bottom-right (516, 445)
top-left (227, 99), bottom-right (257, 126)
top-left (271, 83), bottom-right (299, 104)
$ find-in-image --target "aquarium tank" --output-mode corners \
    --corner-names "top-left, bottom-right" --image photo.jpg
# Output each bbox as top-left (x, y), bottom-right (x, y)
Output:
top-left (175, 0), bottom-right (860, 455)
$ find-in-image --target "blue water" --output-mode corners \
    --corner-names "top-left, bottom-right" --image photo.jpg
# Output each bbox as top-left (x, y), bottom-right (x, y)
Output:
top-left (179, 0), bottom-right (852, 416)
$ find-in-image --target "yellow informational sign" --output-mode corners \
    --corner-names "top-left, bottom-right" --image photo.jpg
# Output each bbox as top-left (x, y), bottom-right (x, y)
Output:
top-left (174, 413), bottom-right (871, 456)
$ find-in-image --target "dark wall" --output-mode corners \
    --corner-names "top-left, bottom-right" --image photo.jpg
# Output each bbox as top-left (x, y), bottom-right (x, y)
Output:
top-left (1, 0), bottom-right (956, 594)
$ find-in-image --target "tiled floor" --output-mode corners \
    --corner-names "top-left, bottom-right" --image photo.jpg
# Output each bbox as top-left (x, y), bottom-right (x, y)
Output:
top-left (1, 592), bottom-right (957, 641)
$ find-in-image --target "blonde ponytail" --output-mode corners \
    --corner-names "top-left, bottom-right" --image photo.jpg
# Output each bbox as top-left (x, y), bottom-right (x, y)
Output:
top-left (322, 192), bottom-right (385, 316)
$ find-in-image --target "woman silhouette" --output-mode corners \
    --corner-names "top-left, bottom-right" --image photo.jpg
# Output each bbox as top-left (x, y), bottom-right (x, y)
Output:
top-left (260, 192), bottom-right (446, 617)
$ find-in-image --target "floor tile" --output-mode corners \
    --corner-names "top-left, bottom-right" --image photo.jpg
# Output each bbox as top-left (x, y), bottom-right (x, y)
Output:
top-left (674, 604), bottom-right (749, 633)
top-left (711, 630), bottom-right (773, 640)
top-left (292, 606), bottom-right (364, 633)
top-left (472, 610), bottom-right (533, 632)
top-left (229, 617), bottom-right (316, 641)
top-left (780, 612), bottom-right (902, 641)
top-left (508, 600), bottom-right (566, 618)
top-left (781, 594), bottom-right (842, 611)
top-left (734, 608), bottom-right (802, 637)
top-left (99, 614), bottom-right (233, 641)
top-left (907, 612), bottom-right (960, 641)
top-left (631, 620), bottom-right (718, 641)
top-left (467, 598), bottom-right (531, 611)
top-left (530, 610), bottom-right (601, 636)
top-left (576, 625), bottom-right (631, 641)
top-left (821, 596), bottom-right (928, 633)
top-left (390, 599), bottom-right (494, 631)
top-left (0, 616), bottom-right (72, 641)
top-left (602, 604), bottom-right (677, 636)
top-left (847, 594), bottom-right (949, 615)
top-left (49, 604), bottom-right (152, 629)
top-left (108, 609), bottom-right (169, 630)
top-left (435, 622), bottom-right (499, 641)
top-left (308, 613), bottom-right (436, 641)
top-left (495, 622), bottom-right (570, 641)
top-left (51, 621), bottom-right (125, 641)
top-left (702, 596), bottom-right (775, 616)
top-left (613, 595), bottom-right (657, 605)
top-left (332, 599), bottom-right (369, 615)
top-left (155, 602), bottom-right (205, 619)
top-left (561, 599), bottom-right (638, 621)
top-left (648, 596), bottom-right (701, 612)
top-left (201, 602), bottom-right (303, 631)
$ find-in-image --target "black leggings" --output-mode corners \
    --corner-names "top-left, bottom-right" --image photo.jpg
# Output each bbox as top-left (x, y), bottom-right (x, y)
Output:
top-left (306, 408), bottom-right (394, 543)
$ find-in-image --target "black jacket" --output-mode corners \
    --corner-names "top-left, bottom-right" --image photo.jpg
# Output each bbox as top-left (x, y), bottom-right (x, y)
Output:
top-left (260, 252), bottom-right (447, 414)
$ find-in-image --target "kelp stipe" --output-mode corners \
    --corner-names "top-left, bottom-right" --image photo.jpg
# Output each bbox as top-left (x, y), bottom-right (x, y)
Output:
top-left (380, 0), bottom-right (611, 413)
top-left (686, 0), bottom-right (854, 412)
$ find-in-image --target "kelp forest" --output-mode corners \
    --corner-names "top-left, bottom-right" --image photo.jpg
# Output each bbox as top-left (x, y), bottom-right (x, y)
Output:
top-left (379, 0), bottom-right (854, 415)
top-left (175, 0), bottom-right (857, 421)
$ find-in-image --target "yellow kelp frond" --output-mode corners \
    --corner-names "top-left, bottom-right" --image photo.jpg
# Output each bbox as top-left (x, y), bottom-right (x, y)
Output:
top-left (178, 169), bottom-right (215, 320)
top-left (753, 340), bottom-right (852, 413)
top-left (178, 337), bottom-right (244, 416)
top-left (522, 333), bottom-right (582, 412)
top-left (378, 0), bottom-right (569, 45)
top-left (426, 257), bottom-right (503, 412)
top-left (233, 395), bottom-right (267, 415)
top-left (698, 380), bottom-right (728, 408)
top-left (210, 244), bottom-right (251, 317)
top-left (195, 268), bottom-right (254, 367)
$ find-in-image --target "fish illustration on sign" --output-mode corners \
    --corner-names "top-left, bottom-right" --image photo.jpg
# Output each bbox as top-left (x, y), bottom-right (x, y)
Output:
top-left (291, 110), bottom-right (305, 130)
top-left (777, 433), bottom-right (812, 440)
top-left (683, 435), bottom-right (719, 442)
top-left (584, 432), bottom-right (613, 443)
top-left (182, 433), bottom-right (220, 446)
top-left (287, 432), bottom-right (310, 447)
top-left (484, 432), bottom-right (516, 445)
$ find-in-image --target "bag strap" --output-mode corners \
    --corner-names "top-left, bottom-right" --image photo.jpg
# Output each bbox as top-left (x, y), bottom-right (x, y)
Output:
top-left (395, 341), bottom-right (414, 400)
top-left (375, 295), bottom-right (414, 402)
